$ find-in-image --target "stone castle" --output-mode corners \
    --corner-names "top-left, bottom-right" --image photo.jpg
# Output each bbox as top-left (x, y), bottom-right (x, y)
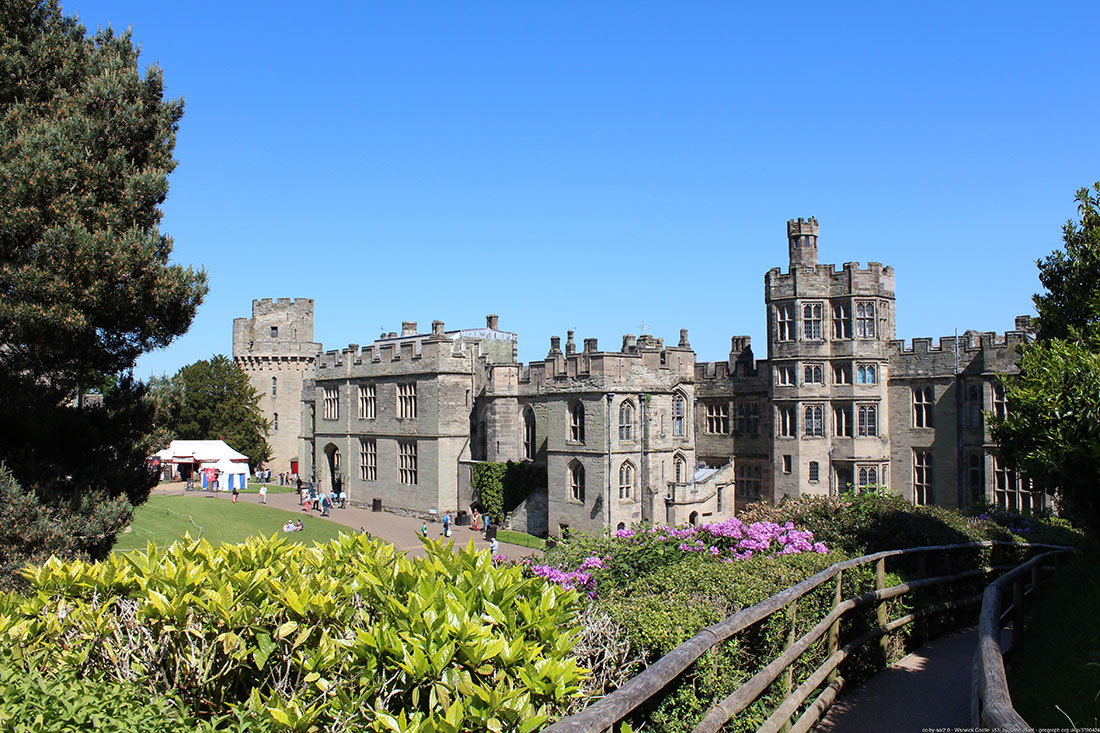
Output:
top-left (232, 219), bottom-right (1042, 536)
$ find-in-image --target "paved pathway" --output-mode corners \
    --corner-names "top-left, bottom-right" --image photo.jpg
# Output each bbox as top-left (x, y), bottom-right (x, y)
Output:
top-left (154, 482), bottom-right (542, 561)
top-left (816, 628), bottom-right (979, 732)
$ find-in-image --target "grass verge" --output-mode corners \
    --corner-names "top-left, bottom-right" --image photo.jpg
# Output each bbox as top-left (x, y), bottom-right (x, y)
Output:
top-left (1008, 546), bottom-right (1100, 728)
top-left (496, 529), bottom-right (546, 550)
top-left (114, 494), bottom-right (349, 551)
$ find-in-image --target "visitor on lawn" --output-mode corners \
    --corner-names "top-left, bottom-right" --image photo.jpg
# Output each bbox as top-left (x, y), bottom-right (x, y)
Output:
top-left (232, 485), bottom-right (239, 504)
top-left (258, 484), bottom-right (267, 504)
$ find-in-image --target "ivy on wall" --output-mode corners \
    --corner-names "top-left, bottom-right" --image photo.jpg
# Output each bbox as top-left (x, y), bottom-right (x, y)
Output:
top-left (472, 461), bottom-right (547, 522)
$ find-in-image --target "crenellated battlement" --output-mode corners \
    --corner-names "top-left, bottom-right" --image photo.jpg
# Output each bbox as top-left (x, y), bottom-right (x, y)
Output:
top-left (505, 329), bottom-right (694, 393)
top-left (888, 329), bottom-right (1031, 357)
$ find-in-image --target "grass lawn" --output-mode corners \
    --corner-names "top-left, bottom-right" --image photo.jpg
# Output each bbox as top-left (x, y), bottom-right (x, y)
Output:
top-left (495, 529), bottom-right (546, 550)
top-left (114, 494), bottom-right (351, 552)
top-left (1009, 547), bottom-right (1100, 728)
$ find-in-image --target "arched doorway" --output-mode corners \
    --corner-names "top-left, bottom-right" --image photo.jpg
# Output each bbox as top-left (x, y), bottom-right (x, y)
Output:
top-left (322, 443), bottom-right (341, 494)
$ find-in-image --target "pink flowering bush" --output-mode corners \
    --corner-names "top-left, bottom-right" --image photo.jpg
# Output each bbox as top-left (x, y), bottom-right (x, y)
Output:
top-left (528, 518), bottom-right (828, 597)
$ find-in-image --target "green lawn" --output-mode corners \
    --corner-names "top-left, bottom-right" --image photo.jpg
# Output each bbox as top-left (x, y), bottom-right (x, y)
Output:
top-left (114, 494), bottom-right (350, 552)
top-left (495, 529), bottom-right (546, 550)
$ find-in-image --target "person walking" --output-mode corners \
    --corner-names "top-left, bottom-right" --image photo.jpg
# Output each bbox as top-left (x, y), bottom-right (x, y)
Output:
top-left (232, 485), bottom-right (239, 504)
top-left (320, 492), bottom-right (330, 517)
top-left (490, 536), bottom-right (499, 555)
top-left (471, 509), bottom-right (480, 532)
top-left (443, 513), bottom-right (451, 538)
top-left (421, 523), bottom-right (428, 538)
top-left (339, 489), bottom-right (347, 509)
top-left (258, 484), bottom-right (267, 504)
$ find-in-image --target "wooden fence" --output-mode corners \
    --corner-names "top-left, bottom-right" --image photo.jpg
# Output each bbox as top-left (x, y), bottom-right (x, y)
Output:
top-left (545, 541), bottom-right (1072, 733)
top-left (972, 547), bottom-right (1074, 731)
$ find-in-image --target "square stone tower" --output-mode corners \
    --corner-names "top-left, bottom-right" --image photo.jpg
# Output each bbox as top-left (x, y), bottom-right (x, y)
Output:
top-left (232, 298), bottom-right (321, 474)
top-left (765, 219), bottom-right (896, 499)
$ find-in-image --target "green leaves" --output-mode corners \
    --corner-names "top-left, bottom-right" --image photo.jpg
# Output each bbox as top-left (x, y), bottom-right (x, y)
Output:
top-left (1, 532), bottom-right (587, 731)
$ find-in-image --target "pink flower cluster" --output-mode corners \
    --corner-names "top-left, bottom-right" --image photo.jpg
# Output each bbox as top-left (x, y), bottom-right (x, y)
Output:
top-left (526, 521), bottom-right (828, 597)
top-left (616, 518), bottom-right (828, 561)
top-left (524, 555), bottom-right (603, 597)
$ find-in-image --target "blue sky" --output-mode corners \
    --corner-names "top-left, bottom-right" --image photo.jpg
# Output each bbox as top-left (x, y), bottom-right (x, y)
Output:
top-left (73, 1), bottom-right (1100, 375)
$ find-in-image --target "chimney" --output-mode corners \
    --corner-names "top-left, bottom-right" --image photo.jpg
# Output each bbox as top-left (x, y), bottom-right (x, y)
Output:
top-left (549, 335), bottom-right (562, 355)
top-left (565, 330), bottom-right (577, 354)
top-left (486, 314), bottom-right (499, 330)
top-left (622, 334), bottom-right (636, 352)
top-left (679, 329), bottom-right (690, 348)
top-left (401, 321), bottom-right (417, 337)
top-left (583, 337), bottom-right (598, 353)
top-left (431, 320), bottom-right (445, 337)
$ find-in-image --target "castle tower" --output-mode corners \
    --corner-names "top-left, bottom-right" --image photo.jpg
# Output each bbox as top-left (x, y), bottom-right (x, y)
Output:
top-left (787, 217), bottom-right (819, 269)
top-left (232, 298), bottom-right (321, 474)
top-left (765, 220), bottom-right (895, 501)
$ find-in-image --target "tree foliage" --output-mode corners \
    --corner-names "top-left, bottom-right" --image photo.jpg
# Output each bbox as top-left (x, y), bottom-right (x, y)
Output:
top-left (157, 355), bottom-right (271, 469)
top-left (993, 183), bottom-right (1100, 539)
top-left (0, 0), bottom-right (206, 579)
top-left (1033, 183), bottom-right (1100, 344)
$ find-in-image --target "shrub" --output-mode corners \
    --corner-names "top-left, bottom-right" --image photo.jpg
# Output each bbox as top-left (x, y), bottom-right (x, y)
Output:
top-left (0, 534), bottom-right (586, 732)
top-left (738, 491), bottom-right (1021, 556)
top-left (534, 517), bottom-right (829, 595)
top-left (0, 647), bottom-right (195, 732)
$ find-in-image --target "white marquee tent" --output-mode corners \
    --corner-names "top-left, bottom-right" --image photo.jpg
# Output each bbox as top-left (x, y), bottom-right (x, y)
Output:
top-left (152, 440), bottom-right (251, 490)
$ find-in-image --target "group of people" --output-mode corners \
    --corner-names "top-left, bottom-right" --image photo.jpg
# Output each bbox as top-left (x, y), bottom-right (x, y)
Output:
top-left (281, 519), bottom-right (304, 532)
top-left (300, 487), bottom-right (346, 517)
top-left (256, 468), bottom-right (302, 487)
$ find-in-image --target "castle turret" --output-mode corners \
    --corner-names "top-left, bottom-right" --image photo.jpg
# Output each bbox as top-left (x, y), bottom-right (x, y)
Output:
top-left (787, 217), bottom-right (819, 269)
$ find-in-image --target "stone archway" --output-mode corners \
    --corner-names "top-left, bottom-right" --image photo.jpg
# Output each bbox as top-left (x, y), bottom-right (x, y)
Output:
top-left (322, 443), bottom-right (341, 494)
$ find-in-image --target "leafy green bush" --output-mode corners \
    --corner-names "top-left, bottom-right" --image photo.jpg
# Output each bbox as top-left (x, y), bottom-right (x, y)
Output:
top-left (0, 648), bottom-right (194, 732)
top-left (0, 534), bottom-right (585, 732)
top-left (738, 491), bottom-right (1020, 556)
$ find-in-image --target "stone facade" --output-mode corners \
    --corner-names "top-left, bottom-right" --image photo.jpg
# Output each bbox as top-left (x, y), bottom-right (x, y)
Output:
top-left (234, 218), bottom-right (1040, 534)
top-left (232, 298), bottom-right (320, 475)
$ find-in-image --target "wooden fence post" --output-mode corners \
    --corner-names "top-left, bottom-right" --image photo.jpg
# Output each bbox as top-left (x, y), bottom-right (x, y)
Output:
top-left (876, 557), bottom-right (889, 658)
top-left (827, 570), bottom-right (843, 685)
top-left (781, 599), bottom-right (798, 733)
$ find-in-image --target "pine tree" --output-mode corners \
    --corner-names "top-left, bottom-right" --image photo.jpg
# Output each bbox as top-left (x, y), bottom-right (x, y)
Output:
top-left (0, 0), bottom-right (207, 585)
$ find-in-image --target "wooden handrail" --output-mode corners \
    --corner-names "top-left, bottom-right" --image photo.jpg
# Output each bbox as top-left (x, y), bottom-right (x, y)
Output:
top-left (973, 548), bottom-right (1075, 732)
top-left (546, 540), bottom-right (1071, 733)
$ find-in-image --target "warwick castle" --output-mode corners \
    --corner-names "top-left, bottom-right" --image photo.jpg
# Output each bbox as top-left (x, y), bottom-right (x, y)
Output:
top-left (233, 218), bottom-right (1041, 536)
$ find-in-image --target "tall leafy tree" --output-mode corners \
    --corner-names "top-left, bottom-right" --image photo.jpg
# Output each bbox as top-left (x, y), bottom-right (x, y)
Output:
top-left (0, 0), bottom-right (207, 584)
top-left (166, 356), bottom-right (271, 470)
top-left (993, 184), bottom-right (1100, 539)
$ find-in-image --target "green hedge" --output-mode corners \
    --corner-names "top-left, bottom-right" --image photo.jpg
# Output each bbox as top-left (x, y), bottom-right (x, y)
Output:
top-left (0, 534), bottom-right (586, 732)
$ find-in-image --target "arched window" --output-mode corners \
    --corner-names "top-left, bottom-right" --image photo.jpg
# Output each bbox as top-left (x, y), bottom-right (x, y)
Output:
top-left (858, 405), bottom-right (877, 436)
top-left (273, 412), bottom-right (278, 431)
top-left (616, 522), bottom-right (626, 532)
top-left (523, 408), bottom-right (536, 460)
top-left (674, 455), bottom-right (686, 484)
top-left (804, 405), bottom-right (823, 436)
top-left (618, 400), bottom-right (634, 441)
top-left (618, 461), bottom-right (635, 500)
top-left (271, 376), bottom-right (277, 396)
top-left (672, 393), bottom-right (686, 436)
top-left (689, 511), bottom-right (699, 526)
top-left (569, 461), bottom-right (585, 503)
top-left (570, 402), bottom-right (585, 442)
top-left (857, 364), bottom-right (877, 384)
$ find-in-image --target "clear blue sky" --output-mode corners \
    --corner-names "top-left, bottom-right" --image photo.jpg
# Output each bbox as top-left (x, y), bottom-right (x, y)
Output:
top-left (74, 1), bottom-right (1100, 376)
